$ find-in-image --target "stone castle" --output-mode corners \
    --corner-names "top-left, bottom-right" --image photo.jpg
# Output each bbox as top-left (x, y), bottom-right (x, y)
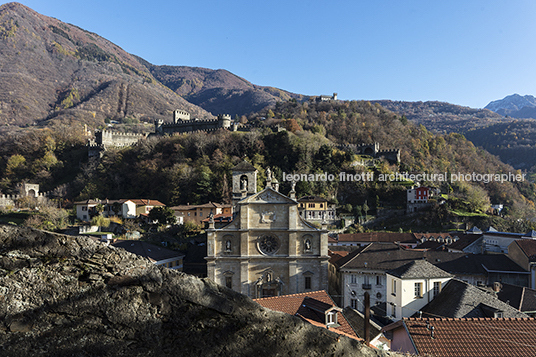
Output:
top-left (0, 182), bottom-right (66, 208)
top-left (154, 111), bottom-right (234, 135)
top-left (338, 142), bottom-right (400, 164)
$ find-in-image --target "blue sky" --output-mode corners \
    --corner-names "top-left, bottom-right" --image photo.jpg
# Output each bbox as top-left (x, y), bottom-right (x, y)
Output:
top-left (10, 0), bottom-right (536, 108)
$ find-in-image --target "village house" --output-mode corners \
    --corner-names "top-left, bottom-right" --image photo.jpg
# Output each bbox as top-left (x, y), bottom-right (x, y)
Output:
top-left (330, 242), bottom-right (529, 311)
top-left (297, 195), bottom-right (337, 224)
top-left (383, 317), bottom-right (536, 356)
top-left (386, 260), bottom-right (452, 319)
top-left (507, 239), bottom-right (536, 289)
top-left (73, 198), bottom-right (165, 222)
top-left (253, 290), bottom-right (360, 340)
top-left (170, 202), bottom-right (232, 225)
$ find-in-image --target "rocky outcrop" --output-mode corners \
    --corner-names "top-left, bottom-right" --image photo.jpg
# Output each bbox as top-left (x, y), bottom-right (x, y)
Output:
top-left (0, 224), bottom-right (398, 356)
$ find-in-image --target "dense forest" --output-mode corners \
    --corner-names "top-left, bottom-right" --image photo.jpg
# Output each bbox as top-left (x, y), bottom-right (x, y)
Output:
top-left (464, 119), bottom-right (536, 177)
top-left (1, 100), bottom-right (535, 231)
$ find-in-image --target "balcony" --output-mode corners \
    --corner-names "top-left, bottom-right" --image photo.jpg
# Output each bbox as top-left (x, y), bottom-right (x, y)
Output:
top-left (362, 283), bottom-right (372, 290)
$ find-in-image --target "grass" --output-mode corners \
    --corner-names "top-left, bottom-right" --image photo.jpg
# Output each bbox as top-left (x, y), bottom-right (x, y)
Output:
top-left (449, 209), bottom-right (488, 218)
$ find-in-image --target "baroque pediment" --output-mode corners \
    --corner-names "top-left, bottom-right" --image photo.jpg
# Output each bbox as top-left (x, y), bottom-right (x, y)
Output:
top-left (241, 187), bottom-right (297, 205)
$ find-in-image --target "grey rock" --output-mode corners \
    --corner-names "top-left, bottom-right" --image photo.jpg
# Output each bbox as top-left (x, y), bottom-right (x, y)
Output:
top-left (0, 224), bottom-right (399, 357)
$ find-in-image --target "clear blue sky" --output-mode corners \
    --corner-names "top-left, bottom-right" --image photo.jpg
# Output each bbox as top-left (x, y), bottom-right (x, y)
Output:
top-left (10, 0), bottom-right (536, 108)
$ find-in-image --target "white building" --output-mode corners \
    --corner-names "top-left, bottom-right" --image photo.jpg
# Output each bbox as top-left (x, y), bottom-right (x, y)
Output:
top-left (386, 260), bottom-right (452, 320)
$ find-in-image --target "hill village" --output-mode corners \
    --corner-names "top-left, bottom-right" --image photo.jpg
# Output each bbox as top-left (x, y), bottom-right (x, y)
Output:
top-left (2, 106), bottom-right (536, 356)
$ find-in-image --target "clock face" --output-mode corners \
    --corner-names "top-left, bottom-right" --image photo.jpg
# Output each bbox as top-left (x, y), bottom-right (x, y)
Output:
top-left (258, 235), bottom-right (280, 255)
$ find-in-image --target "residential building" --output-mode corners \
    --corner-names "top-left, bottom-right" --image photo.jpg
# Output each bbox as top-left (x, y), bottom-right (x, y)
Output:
top-left (112, 240), bottom-right (184, 270)
top-left (407, 186), bottom-right (431, 213)
top-left (74, 198), bottom-right (165, 222)
top-left (508, 239), bottom-right (536, 289)
top-left (383, 317), bottom-right (536, 356)
top-left (171, 202), bottom-right (232, 225)
top-left (253, 290), bottom-right (359, 340)
top-left (386, 260), bottom-right (452, 319)
top-left (297, 196), bottom-right (337, 223)
top-left (330, 242), bottom-right (529, 311)
top-left (206, 163), bottom-right (329, 298)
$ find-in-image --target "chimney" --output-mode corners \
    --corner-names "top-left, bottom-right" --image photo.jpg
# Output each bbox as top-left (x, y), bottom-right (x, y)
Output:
top-left (430, 326), bottom-right (435, 339)
top-left (493, 282), bottom-right (502, 292)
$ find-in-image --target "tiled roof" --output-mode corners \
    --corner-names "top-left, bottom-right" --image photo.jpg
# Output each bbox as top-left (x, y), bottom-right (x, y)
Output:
top-left (127, 199), bottom-right (165, 206)
top-left (497, 283), bottom-right (536, 313)
top-left (172, 202), bottom-right (231, 211)
top-left (394, 317), bottom-right (536, 357)
top-left (514, 239), bottom-right (536, 261)
top-left (342, 307), bottom-right (382, 340)
top-left (253, 290), bottom-right (359, 340)
top-left (419, 279), bottom-right (529, 319)
top-left (328, 250), bottom-right (349, 264)
top-left (112, 240), bottom-right (184, 262)
top-left (335, 242), bottom-right (527, 276)
top-left (201, 213), bottom-right (234, 223)
top-left (413, 241), bottom-right (445, 250)
top-left (447, 233), bottom-right (482, 251)
top-left (387, 259), bottom-right (452, 279)
top-left (337, 232), bottom-right (417, 244)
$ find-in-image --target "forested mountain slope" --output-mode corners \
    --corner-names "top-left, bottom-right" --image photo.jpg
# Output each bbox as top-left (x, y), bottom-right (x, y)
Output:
top-left (0, 2), bottom-right (211, 131)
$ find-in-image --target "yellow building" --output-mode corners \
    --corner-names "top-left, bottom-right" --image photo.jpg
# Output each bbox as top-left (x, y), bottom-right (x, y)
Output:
top-left (298, 196), bottom-right (337, 223)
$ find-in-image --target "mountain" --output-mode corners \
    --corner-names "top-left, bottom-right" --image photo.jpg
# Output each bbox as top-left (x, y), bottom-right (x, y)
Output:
top-left (0, 2), bottom-right (211, 130)
top-left (485, 94), bottom-right (536, 118)
top-left (147, 64), bottom-right (306, 116)
top-left (373, 100), bottom-right (505, 133)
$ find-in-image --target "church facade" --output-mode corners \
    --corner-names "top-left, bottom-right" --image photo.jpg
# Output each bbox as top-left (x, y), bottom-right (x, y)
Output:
top-left (206, 162), bottom-right (329, 298)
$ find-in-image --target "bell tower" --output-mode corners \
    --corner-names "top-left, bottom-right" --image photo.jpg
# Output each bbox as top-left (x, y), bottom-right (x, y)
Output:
top-left (232, 160), bottom-right (257, 206)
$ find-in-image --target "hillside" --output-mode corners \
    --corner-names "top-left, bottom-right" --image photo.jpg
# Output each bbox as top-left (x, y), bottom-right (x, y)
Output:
top-left (373, 100), bottom-right (507, 133)
top-left (148, 65), bottom-right (306, 116)
top-left (0, 224), bottom-right (394, 356)
top-left (0, 2), bottom-right (211, 131)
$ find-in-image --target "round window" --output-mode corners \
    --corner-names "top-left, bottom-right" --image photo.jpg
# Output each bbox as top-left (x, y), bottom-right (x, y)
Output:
top-left (258, 235), bottom-right (280, 255)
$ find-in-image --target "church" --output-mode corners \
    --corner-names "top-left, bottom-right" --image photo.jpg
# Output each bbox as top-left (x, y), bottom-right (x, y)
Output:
top-left (206, 161), bottom-right (329, 298)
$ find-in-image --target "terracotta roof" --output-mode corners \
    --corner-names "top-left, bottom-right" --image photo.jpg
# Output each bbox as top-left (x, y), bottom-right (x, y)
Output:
top-left (514, 239), bottom-right (536, 261)
top-left (127, 199), bottom-right (165, 206)
top-left (328, 250), bottom-right (349, 264)
top-left (201, 213), bottom-right (234, 223)
top-left (390, 317), bottom-right (536, 357)
top-left (253, 290), bottom-right (359, 340)
top-left (337, 232), bottom-right (417, 244)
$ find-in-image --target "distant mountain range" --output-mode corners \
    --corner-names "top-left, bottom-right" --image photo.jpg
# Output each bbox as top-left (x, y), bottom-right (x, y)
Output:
top-left (485, 94), bottom-right (536, 118)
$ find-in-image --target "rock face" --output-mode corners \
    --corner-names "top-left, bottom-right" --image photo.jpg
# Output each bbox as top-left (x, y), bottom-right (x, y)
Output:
top-left (0, 224), bottom-right (397, 356)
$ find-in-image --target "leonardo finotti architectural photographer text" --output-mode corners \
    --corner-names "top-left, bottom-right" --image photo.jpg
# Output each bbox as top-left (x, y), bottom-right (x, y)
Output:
top-left (282, 171), bottom-right (526, 183)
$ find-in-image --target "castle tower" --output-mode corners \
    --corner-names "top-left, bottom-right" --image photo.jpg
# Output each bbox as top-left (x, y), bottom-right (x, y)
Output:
top-left (232, 160), bottom-right (257, 206)
top-left (218, 114), bottom-right (232, 129)
top-left (173, 110), bottom-right (190, 123)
